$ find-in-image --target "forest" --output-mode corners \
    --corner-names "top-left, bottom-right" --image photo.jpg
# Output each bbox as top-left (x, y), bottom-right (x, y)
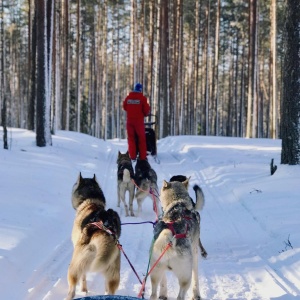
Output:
top-left (0, 0), bottom-right (296, 148)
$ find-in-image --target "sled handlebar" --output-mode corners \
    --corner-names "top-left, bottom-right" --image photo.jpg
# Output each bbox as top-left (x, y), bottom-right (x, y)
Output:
top-left (144, 121), bottom-right (156, 126)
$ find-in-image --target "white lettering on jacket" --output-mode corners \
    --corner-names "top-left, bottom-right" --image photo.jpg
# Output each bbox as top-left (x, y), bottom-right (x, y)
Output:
top-left (127, 99), bottom-right (140, 104)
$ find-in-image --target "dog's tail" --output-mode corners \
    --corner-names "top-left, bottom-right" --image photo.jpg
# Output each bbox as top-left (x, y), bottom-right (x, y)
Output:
top-left (123, 169), bottom-right (131, 183)
top-left (193, 184), bottom-right (205, 211)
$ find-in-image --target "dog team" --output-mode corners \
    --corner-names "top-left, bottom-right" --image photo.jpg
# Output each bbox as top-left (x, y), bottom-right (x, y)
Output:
top-left (66, 151), bottom-right (207, 300)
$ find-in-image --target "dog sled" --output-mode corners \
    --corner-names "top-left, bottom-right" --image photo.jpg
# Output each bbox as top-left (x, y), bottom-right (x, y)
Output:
top-left (134, 114), bottom-right (160, 164)
top-left (76, 296), bottom-right (140, 300)
top-left (144, 114), bottom-right (160, 164)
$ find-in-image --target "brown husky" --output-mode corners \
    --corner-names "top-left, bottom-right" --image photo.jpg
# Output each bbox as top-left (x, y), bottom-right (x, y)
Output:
top-left (150, 179), bottom-right (202, 300)
top-left (66, 173), bottom-right (121, 300)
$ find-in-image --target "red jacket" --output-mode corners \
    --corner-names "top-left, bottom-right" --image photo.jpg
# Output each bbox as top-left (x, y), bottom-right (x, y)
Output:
top-left (123, 91), bottom-right (150, 120)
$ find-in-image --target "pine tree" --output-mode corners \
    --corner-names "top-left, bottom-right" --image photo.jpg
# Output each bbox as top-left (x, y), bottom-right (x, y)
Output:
top-left (281, 0), bottom-right (300, 164)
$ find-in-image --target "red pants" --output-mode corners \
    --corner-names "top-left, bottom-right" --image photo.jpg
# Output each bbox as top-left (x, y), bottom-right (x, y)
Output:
top-left (126, 119), bottom-right (147, 160)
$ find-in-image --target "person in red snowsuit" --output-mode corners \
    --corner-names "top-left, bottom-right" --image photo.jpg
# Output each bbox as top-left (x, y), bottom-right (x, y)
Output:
top-left (123, 83), bottom-right (150, 161)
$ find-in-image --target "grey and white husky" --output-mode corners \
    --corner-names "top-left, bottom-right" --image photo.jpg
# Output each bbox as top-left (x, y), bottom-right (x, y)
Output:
top-left (117, 151), bottom-right (135, 216)
top-left (67, 173), bottom-right (121, 300)
top-left (149, 178), bottom-right (202, 300)
top-left (170, 175), bottom-right (207, 258)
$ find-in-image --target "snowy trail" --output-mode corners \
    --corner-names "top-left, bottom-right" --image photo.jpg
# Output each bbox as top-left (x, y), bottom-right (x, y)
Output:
top-left (195, 160), bottom-right (297, 299)
top-left (2, 130), bottom-right (300, 300)
top-left (139, 137), bottom-right (300, 300)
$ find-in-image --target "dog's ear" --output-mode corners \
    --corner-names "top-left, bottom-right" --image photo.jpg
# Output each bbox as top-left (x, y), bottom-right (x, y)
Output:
top-left (78, 172), bottom-right (83, 183)
top-left (182, 177), bottom-right (190, 189)
top-left (93, 174), bottom-right (99, 184)
top-left (118, 150), bottom-right (121, 155)
top-left (162, 180), bottom-right (171, 189)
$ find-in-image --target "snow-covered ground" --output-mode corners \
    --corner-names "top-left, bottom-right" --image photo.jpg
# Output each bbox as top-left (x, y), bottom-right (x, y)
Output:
top-left (1, 128), bottom-right (300, 300)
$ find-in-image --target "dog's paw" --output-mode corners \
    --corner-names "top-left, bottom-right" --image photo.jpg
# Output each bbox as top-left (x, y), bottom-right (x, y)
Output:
top-left (159, 296), bottom-right (167, 300)
top-left (191, 296), bottom-right (201, 300)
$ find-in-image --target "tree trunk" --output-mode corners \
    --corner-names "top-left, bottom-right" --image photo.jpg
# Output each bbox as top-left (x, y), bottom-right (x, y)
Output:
top-left (212, 0), bottom-right (220, 136)
top-left (102, 0), bottom-right (108, 140)
top-left (130, 0), bottom-right (136, 84)
top-left (160, 0), bottom-right (169, 138)
top-left (62, 0), bottom-right (70, 130)
top-left (28, 8), bottom-right (37, 130)
top-left (52, 1), bottom-right (60, 134)
top-left (192, 0), bottom-right (200, 135)
top-left (1, 0), bottom-right (8, 149)
top-left (281, 0), bottom-right (300, 165)
top-left (147, 0), bottom-right (155, 112)
top-left (205, 0), bottom-right (210, 135)
top-left (270, 0), bottom-right (277, 139)
top-left (36, 0), bottom-right (51, 147)
top-left (246, 0), bottom-right (257, 138)
top-left (76, 0), bottom-right (81, 132)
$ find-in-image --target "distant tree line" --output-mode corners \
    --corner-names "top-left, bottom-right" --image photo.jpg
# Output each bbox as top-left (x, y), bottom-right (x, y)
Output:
top-left (0, 0), bottom-right (299, 163)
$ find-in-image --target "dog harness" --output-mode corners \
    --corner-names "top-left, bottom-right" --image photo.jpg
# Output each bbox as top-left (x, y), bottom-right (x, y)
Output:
top-left (165, 216), bottom-right (192, 239)
top-left (166, 222), bottom-right (188, 239)
top-left (90, 220), bottom-right (117, 242)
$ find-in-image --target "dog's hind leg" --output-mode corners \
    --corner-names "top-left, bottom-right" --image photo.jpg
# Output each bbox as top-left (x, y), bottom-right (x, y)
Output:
top-left (120, 186), bottom-right (129, 216)
top-left (172, 258), bottom-right (192, 300)
top-left (136, 195), bottom-right (144, 216)
top-left (66, 246), bottom-right (95, 300)
top-left (117, 184), bottom-right (121, 207)
top-left (176, 278), bottom-right (191, 300)
top-left (191, 243), bottom-right (201, 300)
top-left (150, 266), bottom-right (166, 300)
top-left (81, 274), bottom-right (87, 293)
top-left (128, 184), bottom-right (135, 216)
top-left (103, 252), bottom-right (121, 295)
top-left (158, 273), bottom-right (168, 300)
top-left (66, 270), bottom-right (77, 300)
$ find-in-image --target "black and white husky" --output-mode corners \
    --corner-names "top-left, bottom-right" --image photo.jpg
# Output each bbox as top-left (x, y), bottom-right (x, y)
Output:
top-left (134, 158), bottom-right (161, 216)
top-left (117, 151), bottom-right (135, 216)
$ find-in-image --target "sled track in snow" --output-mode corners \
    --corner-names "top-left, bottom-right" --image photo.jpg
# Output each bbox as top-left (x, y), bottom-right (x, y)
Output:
top-left (149, 144), bottom-right (300, 299)
top-left (25, 238), bottom-right (72, 300)
top-left (193, 156), bottom-right (299, 299)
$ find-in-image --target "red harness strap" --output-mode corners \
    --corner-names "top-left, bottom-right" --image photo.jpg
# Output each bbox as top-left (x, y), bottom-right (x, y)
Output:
top-left (166, 216), bottom-right (192, 239)
top-left (90, 221), bottom-right (116, 239)
top-left (166, 222), bottom-right (187, 239)
top-left (91, 221), bottom-right (143, 287)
